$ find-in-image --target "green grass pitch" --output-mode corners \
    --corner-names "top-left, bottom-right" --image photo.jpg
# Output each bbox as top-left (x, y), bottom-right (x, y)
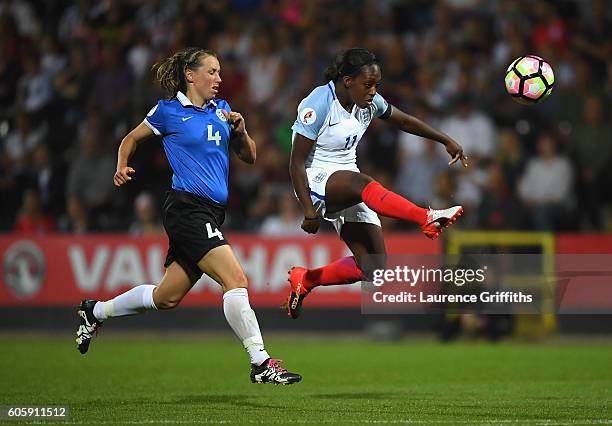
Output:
top-left (1, 336), bottom-right (611, 424)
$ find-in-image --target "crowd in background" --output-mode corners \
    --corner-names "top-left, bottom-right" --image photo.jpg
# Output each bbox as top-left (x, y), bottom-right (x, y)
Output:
top-left (1, 0), bottom-right (611, 236)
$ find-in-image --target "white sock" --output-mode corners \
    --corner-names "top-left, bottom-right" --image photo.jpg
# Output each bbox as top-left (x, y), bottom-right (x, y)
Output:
top-left (223, 287), bottom-right (270, 366)
top-left (93, 284), bottom-right (157, 321)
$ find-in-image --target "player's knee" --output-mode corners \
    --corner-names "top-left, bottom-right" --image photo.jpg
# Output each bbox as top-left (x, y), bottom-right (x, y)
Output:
top-left (155, 295), bottom-right (182, 310)
top-left (223, 271), bottom-right (249, 291)
top-left (344, 173), bottom-right (374, 202)
top-left (355, 173), bottom-right (374, 193)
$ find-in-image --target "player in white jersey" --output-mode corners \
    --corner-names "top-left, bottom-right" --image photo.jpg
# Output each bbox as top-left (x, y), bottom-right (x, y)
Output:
top-left (286, 48), bottom-right (468, 319)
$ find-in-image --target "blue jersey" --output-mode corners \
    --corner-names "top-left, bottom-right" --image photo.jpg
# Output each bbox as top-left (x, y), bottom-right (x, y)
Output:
top-left (143, 91), bottom-right (232, 205)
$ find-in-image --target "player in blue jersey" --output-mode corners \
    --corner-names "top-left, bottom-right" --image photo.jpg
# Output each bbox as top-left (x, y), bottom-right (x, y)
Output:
top-left (286, 48), bottom-right (468, 318)
top-left (75, 47), bottom-right (301, 385)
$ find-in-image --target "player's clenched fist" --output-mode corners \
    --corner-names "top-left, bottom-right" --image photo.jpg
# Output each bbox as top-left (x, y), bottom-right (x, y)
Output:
top-left (221, 110), bottom-right (246, 135)
top-left (301, 217), bottom-right (320, 234)
top-left (114, 166), bottom-right (135, 187)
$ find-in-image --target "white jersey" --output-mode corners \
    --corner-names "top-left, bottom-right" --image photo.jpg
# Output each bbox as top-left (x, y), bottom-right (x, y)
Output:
top-left (291, 81), bottom-right (391, 170)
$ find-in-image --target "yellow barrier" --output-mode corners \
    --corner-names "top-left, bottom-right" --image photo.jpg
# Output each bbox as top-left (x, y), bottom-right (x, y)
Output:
top-left (446, 231), bottom-right (556, 338)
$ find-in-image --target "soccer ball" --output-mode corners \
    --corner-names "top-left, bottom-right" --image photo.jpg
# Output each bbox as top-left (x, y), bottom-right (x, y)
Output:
top-left (504, 55), bottom-right (554, 104)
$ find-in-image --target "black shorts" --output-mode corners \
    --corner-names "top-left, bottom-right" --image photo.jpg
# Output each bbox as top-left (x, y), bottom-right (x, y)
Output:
top-left (162, 189), bottom-right (228, 280)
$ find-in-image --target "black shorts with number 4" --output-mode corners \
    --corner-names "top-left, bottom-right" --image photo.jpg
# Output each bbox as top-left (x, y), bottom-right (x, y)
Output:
top-left (162, 189), bottom-right (228, 280)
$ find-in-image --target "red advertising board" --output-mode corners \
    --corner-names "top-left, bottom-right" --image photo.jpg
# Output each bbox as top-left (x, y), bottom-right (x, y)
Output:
top-left (0, 233), bottom-right (440, 307)
top-left (556, 234), bottom-right (612, 254)
top-left (556, 234), bottom-right (612, 311)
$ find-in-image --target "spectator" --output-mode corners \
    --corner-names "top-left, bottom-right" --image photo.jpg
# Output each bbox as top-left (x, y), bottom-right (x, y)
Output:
top-left (214, 16), bottom-right (252, 63)
top-left (246, 31), bottom-right (286, 107)
top-left (13, 188), bottom-right (56, 233)
top-left (454, 156), bottom-right (487, 226)
top-left (439, 95), bottom-right (496, 159)
top-left (260, 190), bottom-right (304, 237)
top-left (430, 170), bottom-right (457, 210)
top-left (65, 128), bottom-right (116, 226)
top-left (214, 54), bottom-right (247, 105)
top-left (0, 151), bottom-right (21, 231)
top-left (555, 56), bottom-right (599, 126)
top-left (57, 0), bottom-right (96, 43)
top-left (569, 95), bottom-right (612, 229)
top-left (518, 134), bottom-right (574, 230)
top-left (478, 163), bottom-right (524, 229)
top-left (16, 52), bottom-right (52, 116)
top-left (28, 144), bottom-right (65, 217)
top-left (247, 184), bottom-right (276, 232)
top-left (0, 41), bottom-right (20, 114)
top-left (53, 42), bottom-right (93, 134)
top-left (3, 110), bottom-right (46, 170)
top-left (90, 44), bottom-right (132, 123)
top-left (573, 0), bottom-right (612, 80)
top-left (127, 34), bottom-right (154, 81)
top-left (40, 35), bottom-right (67, 80)
top-left (58, 195), bottom-right (91, 234)
top-left (496, 128), bottom-right (524, 192)
top-left (531, 1), bottom-right (568, 56)
top-left (395, 142), bottom-right (447, 207)
top-left (397, 102), bottom-right (445, 158)
top-left (133, 1), bottom-right (180, 49)
top-left (0, 0), bottom-right (39, 37)
top-left (129, 192), bottom-right (164, 236)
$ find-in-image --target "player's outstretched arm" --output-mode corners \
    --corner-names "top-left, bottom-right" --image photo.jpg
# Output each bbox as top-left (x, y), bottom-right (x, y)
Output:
top-left (225, 110), bottom-right (256, 164)
top-left (114, 122), bottom-right (154, 187)
top-left (385, 106), bottom-right (468, 168)
top-left (290, 133), bottom-right (320, 234)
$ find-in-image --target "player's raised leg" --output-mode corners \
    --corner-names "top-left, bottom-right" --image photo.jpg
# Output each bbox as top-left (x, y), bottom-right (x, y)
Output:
top-left (326, 170), bottom-right (463, 240)
top-left (340, 222), bottom-right (388, 281)
top-left (198, 245), bottom-right (302, 385)
top-left (287, 222), bottom-right (385, 319)
top-left (76, 261), bottom-right (195, 354)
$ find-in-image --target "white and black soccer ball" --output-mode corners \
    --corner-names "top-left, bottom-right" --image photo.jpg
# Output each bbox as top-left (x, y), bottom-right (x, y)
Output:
top-left (505, 55), bottom-right (555, 105)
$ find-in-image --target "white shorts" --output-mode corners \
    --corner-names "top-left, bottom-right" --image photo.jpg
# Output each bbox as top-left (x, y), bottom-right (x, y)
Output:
top-left (305, 166), bottom-right (381, 234)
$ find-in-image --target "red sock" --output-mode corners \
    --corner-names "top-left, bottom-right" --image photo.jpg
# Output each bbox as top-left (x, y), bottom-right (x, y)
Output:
top-left (361, 181), bottom-right (428, 225)
top-left (303, 256), bottom-right (365, 290)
